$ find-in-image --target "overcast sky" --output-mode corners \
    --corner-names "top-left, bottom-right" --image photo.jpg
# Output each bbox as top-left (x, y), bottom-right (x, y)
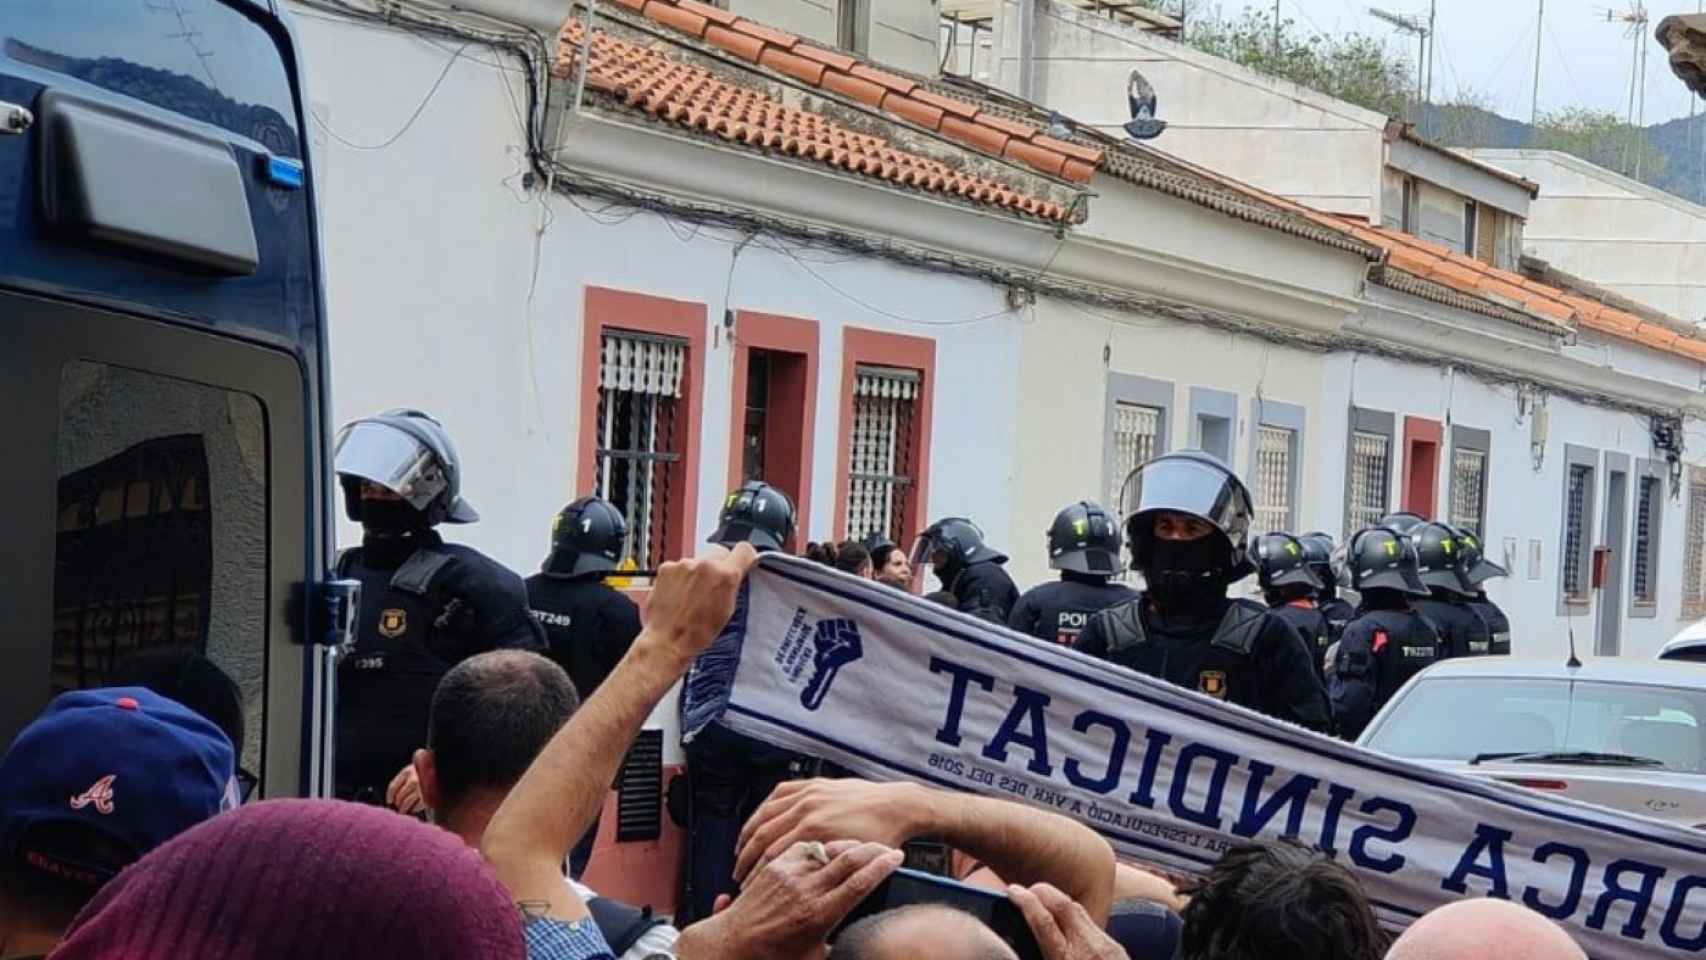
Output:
top-left (1201, 0), bottom-right (1704, 126)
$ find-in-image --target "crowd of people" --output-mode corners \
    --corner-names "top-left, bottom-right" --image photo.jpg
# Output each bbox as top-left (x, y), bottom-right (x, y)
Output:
top-left (0, 409), bottom-right (1574, 960)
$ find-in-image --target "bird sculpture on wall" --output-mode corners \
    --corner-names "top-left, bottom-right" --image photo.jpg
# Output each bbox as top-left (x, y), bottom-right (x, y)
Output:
top-left (1123, 68), bottom-right (1166, 140)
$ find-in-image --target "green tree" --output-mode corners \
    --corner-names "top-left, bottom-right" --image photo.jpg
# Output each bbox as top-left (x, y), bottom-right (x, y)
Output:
top-left (1531, 107), bottom-right (1667, 183)
top-left (1184, 8), bottom-right (1412, 118)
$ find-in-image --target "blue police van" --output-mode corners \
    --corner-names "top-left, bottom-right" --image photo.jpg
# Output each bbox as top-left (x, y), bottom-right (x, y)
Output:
top-left (0, 0), bottom-right (346, 797)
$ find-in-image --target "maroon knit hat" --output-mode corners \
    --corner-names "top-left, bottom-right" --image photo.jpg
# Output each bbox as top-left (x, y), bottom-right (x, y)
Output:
top-left (50, 799), bottom-right (524, 960)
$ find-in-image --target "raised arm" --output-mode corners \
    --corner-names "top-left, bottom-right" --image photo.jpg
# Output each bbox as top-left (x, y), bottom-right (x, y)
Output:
top-left (482, 544), bottom-right (758, 920)
top-left (736, 778), bottom-right (1117, 924)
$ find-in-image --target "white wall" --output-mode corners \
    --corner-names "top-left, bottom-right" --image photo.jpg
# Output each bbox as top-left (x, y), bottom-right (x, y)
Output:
top-left (1316, 350), bottom-right (1701, 661)
top-left (1468, 149), bottom-right (1706, 328)
top-left (730, 0), bottom-right (941, 75)
top-left (296, 10), bottom-right (1021, 576)
top-left (991, 0), bottom-right (1386, 219)
top-left (1008, 295), bottom-right (1327, 591)
top-left (1009, 284), bottom-right (1705, 660)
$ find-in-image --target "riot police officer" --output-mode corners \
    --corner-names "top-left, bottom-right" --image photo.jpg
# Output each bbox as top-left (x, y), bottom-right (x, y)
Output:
top-left (1409, 522), bottom-right (1492, 660)
top-left (1301, 531), bottom-right (1353, 660)
top-left (912, 517), bottom-right (1020, 624)
top-left (680, 481), bottom-right (809, 924)
top-left (1074, 452), bottom-right (1330, 732)
top-left (1456, 527), bottom-right (1512, 654)
top-left (524, 495), bottom-right (641, 877)
top-left (863, 532), bottom-right (914, 590)
top-left (1328, 527), bottom-right (1442, 739)
top-left (1007, 501), bottom-right (1137, 646)
top-left (332, 409), bottom-right (544, 804)
top-left (1254, 532), bottom-right (1330, 681)
top-left (525, 496), bottom-right (641, 701)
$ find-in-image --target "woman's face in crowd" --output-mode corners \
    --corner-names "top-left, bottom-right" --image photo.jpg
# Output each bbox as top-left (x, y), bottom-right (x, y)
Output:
top-left (880, 551), bottom-right (912, 584)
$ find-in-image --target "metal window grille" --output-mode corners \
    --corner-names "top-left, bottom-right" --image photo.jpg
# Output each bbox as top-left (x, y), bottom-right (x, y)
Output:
top-left (595, 332), bottom-right (686, 570)
top-left (1685, 471), bottom-right (1706, 617)
top-left (1109, 402), bottom-right (1162, 512)
top-left (53, 434), bottom-right (213, 693)
top-left (847, 366), bottom-right (919, 544)
top-left (1344, 430), bottom-right (1391, 536)
top-left (1634, 475), bottom-right (1661, 604)
top-left (1449, 447), bottom-right (1488, 539)
top-left (1253, 425), bottom-right (1295, 533)
top-left (1562, 464), bottom-right (1591, 600)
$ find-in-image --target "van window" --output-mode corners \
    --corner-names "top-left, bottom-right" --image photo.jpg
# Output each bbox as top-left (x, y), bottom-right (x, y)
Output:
top-left (54, 360), bottom-right (269, 780)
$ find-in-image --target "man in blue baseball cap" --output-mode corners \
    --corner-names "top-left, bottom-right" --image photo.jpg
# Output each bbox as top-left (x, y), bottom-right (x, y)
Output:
top-left (0, 687), bottom-right (235, 959)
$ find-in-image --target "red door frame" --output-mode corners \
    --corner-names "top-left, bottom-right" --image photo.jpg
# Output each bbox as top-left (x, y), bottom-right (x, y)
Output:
top-left (1402, 415), bottom-right (1443, 517)
top-left (575, 286), bottom-right (707, 564)
top-left (831, 327), bottom-right (936, 542)
top-left (726, 311), bottom-right (820, 548)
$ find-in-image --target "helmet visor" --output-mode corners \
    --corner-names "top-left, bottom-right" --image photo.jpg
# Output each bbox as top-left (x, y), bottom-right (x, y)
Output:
top-left (1119, 457), bottom-right (1248, 535)
top-left (333, 421), bottom-right (446, 513)
top-left (910, 519), bottom-right (984, 568)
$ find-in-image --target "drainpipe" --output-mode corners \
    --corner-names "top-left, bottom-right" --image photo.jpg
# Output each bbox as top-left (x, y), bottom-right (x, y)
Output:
top-left (1019, 0), bottom-right (1036, 101)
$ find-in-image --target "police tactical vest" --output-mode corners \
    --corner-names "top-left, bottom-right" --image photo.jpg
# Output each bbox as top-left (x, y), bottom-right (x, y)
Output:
top-left (1098, 597), bottom-right (1268, 658)
top-left (335, 544), bottom-right (463, 795)
top-left (1091, 597), bottom-right (1272, 705)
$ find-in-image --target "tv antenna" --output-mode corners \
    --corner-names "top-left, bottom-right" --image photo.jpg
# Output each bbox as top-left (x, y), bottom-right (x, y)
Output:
top-left (1369, 7), bottom-right (1432, 127)
top-left (1598, 2), bottom-right (1651, 177)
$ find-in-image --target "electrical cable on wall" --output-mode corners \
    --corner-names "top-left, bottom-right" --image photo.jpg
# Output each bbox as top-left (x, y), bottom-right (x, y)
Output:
top-left (547, 162), bottom-right (1694, 427)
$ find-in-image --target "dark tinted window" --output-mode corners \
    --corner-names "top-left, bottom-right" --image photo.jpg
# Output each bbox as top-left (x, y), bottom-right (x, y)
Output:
top-left (1, 0), bottom-right (300, 157)
top-left (55, 360), bottom-right (269, 780)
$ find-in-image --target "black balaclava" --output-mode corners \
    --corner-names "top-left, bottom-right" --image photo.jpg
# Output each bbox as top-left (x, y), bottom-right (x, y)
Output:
top-left (1143, 535), bottom-right (1225, 614)
top-left (1358, 586), bottom-right (1411, 613)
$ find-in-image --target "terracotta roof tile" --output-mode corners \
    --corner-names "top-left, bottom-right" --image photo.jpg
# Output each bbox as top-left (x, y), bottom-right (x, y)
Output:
top-left (1635, 322), bottom-right (1681, 351)
top-left (1032, 134), bottom-right (1105, 165)
top-left (758, 47), bottom-right (826, 85)
top-left (675, 0), bottom-right (734, 23)
top-left (793, 44), bottom-right (858, 72)
top-left (616, 0), bottom-right (1104, 182)
top-left (557, 20), bottom-right (1075, 223)
top-left (849, 63), bottom-right (917, 95)
top-left (703, 24), bottom-right (765, 61)
top-left (730, 18), bottom-right (799, 49)
top-left (939, 114), bottom-right (1010, 157)
top-left (1057, 159), bottom-right (1091, 183)
top-left (820, 69), bottom-right (885, 108)
top-left (911, 88), bottom-right (983, 120)
top-left (883, 94), bottom-right (945, 131)
top-left (1004, 138), bottom-right (1067, 178)
top-left (1674, 337), bottom-right (1706, 363)
top-left (977, 113), bottom-right (1044, 139)
top-left (644, 0), bottom-right (708, 38)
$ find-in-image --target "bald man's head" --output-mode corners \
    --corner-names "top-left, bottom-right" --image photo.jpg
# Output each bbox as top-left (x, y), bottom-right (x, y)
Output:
top-left (1386, 899), bottom-right (1586, 960)
top-left (833, 905), bottom-right (1017, 960)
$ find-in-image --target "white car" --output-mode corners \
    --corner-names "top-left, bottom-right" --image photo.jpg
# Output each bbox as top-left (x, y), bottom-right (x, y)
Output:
top-left (1358, 658), bottom-right (1706, 828)
top-left (1659, 619), bottom-right (1706, 662)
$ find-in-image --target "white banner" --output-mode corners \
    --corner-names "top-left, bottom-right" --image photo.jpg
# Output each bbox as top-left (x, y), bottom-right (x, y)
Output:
top-left (695, 555), bottom-right (1706, 958)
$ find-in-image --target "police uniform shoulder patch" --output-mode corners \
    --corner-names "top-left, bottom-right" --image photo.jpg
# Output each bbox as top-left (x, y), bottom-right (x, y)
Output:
top-left (1198, 670), bottom-right (1227, 699)
top-left (378, 608), bottom-right (408, 638)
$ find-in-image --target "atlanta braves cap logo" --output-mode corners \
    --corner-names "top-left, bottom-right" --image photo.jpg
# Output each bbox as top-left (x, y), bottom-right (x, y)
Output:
top-left (69, 774), bottom-right (116, 815)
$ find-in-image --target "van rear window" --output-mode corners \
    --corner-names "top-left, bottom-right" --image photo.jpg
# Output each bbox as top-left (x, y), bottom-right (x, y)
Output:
top-left (1, 0), bottom-right (299, 157)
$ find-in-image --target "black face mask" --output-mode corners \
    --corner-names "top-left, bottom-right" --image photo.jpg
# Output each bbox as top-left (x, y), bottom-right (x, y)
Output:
top-left (360, 499), bottom-right (431, 537)
top-left (1143, 535), bottom-right (1225, 613)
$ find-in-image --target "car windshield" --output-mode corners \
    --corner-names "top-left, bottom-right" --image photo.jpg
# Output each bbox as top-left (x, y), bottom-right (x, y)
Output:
top-left (1365, 677), bottom-right (1706, 773)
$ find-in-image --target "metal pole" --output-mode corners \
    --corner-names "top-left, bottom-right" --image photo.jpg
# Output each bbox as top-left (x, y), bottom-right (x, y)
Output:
top-left (1273, 0), bottom-right (1281, 58)
top-left (1530, 0), bottom-right (1544, 123)
top-left (1425, 0), bottom-right (1437, 106)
